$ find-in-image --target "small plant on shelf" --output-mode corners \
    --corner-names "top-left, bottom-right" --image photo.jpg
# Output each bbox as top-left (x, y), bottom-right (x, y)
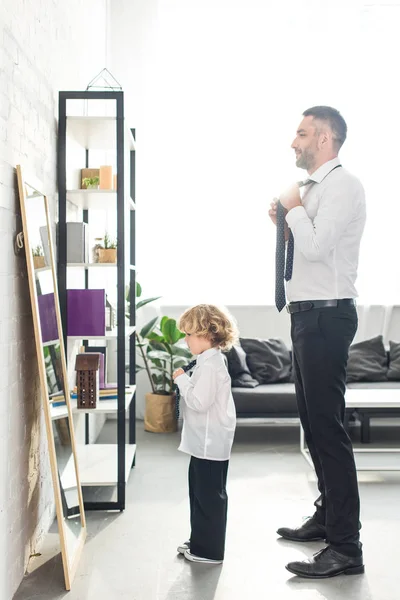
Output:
top-left (82, 176), bottom-right (100, 190)
top-left (103, 232), bottom-right (117, 249)
top-left (94, 232), bottom-right (118, 263)
top-left (32, 245), bottom-right (46, 269)
top-left (33, 245), bottom-right (44, 257)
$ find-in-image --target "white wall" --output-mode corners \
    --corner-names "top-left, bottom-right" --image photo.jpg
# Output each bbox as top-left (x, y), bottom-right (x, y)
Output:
top-left (0, 1), bottom-right (107, 596)
top-left (110, 0), bottom-right (400, 308)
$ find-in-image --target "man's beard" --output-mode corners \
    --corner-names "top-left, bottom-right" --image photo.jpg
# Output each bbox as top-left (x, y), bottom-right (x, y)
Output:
top-left (296, 149), bottom-right (314, 171)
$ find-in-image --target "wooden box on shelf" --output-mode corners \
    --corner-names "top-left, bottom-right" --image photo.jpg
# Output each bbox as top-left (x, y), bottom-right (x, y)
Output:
top-left (33, 256), bottom-right (46, 269)
top-left (75, 352), bottom-right (100, 409)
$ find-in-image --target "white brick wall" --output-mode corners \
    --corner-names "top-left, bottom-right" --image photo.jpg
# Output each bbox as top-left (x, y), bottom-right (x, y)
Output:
top-left (0, 1), bottom-right (107, 597)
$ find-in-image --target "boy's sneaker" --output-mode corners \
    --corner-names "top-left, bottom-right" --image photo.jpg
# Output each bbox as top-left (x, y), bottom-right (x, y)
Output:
top-left (184, 549), bottom-right (223, 565)
top-left (177, 540), bottom-right (190, 555)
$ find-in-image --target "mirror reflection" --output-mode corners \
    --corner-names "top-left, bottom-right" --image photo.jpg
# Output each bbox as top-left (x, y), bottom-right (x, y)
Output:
top-left (17, 167), bottom-right (86, 590)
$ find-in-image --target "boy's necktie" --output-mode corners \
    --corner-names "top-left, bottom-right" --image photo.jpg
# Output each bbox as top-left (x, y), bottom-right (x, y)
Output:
top-left (274, 179), bottom-right (313, 312)
top-left (174, 359), bottom-right (197, 419)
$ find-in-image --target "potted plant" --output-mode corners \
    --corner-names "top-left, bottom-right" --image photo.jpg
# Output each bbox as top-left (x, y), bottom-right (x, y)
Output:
top-left (82, 176), bottom-right (100, 190)
top-left (130, 283), bottom-right (192, 432)
top-left (97, 233), bottom-right (117, 263)
top-left (32, 245), bottom-right (45, 269)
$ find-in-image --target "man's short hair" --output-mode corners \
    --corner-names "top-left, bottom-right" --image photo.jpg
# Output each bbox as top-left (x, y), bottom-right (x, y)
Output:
top-left (303, 106), bottom-right (347, 150)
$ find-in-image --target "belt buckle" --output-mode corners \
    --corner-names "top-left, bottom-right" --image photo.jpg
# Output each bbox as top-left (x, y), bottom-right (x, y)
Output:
top-left (301, 301), bottom-right (314, 311)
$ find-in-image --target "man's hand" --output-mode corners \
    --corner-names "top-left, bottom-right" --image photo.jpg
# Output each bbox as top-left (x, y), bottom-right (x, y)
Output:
top-left (268, 198), bottom-right (279, 226)
top-left (173, 368), bottom-right (184, 380)
top-left (269, 198), bottom-right (290, 241)
top-left (279, 183), bottom-right (302, 211)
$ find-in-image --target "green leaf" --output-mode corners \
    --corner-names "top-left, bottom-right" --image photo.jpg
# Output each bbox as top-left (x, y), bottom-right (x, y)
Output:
top-left (136, 341), bottom-right (147, 348)
top-left (161, 318), bottom-right (182, 345)
top-left (148, 340), bottom-right (168, 353)
top-left (147, 350), bottom-right (171, 361)
top-left (136, 296), bottom-right (161, 310)
top-left (150, 358), bottom-right (163, 369)
top-left (146, 332), bottom-right (164, 343)
top-left (151, 373), bottom-right (164, 385)
top-left (136, 281), bottom-right (142, 298)
top-left (172, 346), bottom-right (192, 358)
top-left (140, 317), bottom-right (158, 338)
top-left (173, 359), bottom-right (186, 369)
top-left (160, 316), bottom-right (169, 330)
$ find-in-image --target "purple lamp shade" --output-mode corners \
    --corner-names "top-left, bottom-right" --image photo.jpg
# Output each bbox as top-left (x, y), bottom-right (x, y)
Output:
top-left (38, 293), bottom-right (58, 343)
top-left (67, 289), bottom-right (106, 337)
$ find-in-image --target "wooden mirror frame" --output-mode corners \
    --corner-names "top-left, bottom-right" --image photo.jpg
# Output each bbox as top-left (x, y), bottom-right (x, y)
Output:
top-left (16, 165), bottom-right (86, 590)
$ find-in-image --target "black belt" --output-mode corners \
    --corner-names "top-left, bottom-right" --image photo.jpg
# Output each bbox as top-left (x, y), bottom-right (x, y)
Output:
top-left (286, 298), bottom-right (356, 314)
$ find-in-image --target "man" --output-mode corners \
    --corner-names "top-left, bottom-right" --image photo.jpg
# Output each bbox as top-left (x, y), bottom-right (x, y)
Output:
top-left (269, 106), bottom-right (366, 578)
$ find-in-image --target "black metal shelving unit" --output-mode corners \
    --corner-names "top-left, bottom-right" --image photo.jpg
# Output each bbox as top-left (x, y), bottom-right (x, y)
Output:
top-left (57, 90), bottom-right (136, 511)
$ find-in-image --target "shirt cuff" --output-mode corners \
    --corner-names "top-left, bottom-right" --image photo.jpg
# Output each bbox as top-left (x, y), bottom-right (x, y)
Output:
top-left (285, 205), bottom-right (308, 229)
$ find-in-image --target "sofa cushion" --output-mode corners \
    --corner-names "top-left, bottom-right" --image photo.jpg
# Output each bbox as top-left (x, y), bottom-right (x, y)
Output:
top-left (224, 345), bottom-right (259, 388)
top-left (346, 335), bottom-right (388, 383)
top-left (232, 383), bottom-right (297, 416)
top-left (240, 338), bottom-right (292, 384)
top-left (388, 341), bottom-right (400, 381)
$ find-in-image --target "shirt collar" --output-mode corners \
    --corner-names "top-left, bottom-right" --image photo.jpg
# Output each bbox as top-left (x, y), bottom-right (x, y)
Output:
top-left (308, 156), bottom-right (341, 184)
top-left (196, 347), bottom-right (220, 365)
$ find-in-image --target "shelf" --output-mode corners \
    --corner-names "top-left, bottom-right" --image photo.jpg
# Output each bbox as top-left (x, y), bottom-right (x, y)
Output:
top-left (59, 91), bottom-right (137, 510)
top-left (50, 404), bottom-right (69, 420)
top-left (62, 444), bottom-right (137, 488)
top-left (67, 326), bottom-right (136, 341)
top-left (66, 116), bottom-right (135, 151)
top-left (66, 189), bottom-right (135, 211)
top-left (43, 339), bottom-right (60, 348)
top-left (72, 385), bottom-right (136, 415)
top-left (67, 262), bottom-right (117, 269)
top-left (67, 262), bottom-right (136, 270)
top-left (50, 386), bottom-right (136, 420)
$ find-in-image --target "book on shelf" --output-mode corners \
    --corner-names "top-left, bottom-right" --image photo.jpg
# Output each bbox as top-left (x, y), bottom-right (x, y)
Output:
top-left (49, 392), bottom-right (66, 407)
top-left (71, 385), bottom-right (118, 401)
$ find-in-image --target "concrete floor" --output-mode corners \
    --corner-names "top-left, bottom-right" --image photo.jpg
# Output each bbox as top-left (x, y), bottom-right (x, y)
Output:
top-left (14, 422), bottom-right (400, 600)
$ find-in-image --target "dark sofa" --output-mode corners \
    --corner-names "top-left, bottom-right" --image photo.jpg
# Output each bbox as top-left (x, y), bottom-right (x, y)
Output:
top-left (225, 336), bottom-right (400, 439)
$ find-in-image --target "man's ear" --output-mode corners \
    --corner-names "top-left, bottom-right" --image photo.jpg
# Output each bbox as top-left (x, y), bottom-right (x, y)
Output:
top-left (318, 129), bottom-right (330, 149)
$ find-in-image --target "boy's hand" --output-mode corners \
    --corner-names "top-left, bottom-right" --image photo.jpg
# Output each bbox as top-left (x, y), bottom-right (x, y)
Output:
top-left (173, 368), bottom-right (184, 380)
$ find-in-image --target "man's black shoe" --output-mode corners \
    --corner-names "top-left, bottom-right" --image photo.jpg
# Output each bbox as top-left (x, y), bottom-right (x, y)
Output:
top-left (286, 545), bottom-right (364, 579)
top-left (277, 515), bottom-right (326, 542)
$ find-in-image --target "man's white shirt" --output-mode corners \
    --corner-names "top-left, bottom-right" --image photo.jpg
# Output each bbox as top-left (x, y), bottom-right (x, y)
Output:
top-left (285, 157), bottom-right (366, 302)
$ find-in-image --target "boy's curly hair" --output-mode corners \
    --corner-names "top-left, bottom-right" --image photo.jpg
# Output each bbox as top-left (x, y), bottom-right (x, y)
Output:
top-left (178, 304), bottom-right (239, 351)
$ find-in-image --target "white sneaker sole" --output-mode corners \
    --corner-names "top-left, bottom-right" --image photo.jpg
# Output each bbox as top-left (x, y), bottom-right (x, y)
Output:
top-left (177, 542), bottom-right (190, 555)
top-left (184, 549), bottom-right (223, 564)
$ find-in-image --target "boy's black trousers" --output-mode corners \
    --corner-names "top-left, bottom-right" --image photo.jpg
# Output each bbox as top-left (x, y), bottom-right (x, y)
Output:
top-left (188, 456), bottom-right (229, 560)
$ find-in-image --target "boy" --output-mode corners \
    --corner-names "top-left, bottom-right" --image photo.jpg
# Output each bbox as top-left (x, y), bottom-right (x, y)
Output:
top-left (173, 304), bottom-right (238, 565)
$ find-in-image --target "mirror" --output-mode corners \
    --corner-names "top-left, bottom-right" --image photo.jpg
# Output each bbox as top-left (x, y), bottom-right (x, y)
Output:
top-left (16, 165), bottom-right (86, 591)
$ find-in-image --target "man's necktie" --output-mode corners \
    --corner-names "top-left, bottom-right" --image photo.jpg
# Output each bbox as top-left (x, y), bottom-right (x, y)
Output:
top-left (275, 179), bottom-right (313, 312)
top-left (174, 359), bottom-right (197, 419)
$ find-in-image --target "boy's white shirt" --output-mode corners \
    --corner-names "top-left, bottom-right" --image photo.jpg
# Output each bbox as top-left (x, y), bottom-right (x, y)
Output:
top-left (175, 347), bottom-right (236, 461)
